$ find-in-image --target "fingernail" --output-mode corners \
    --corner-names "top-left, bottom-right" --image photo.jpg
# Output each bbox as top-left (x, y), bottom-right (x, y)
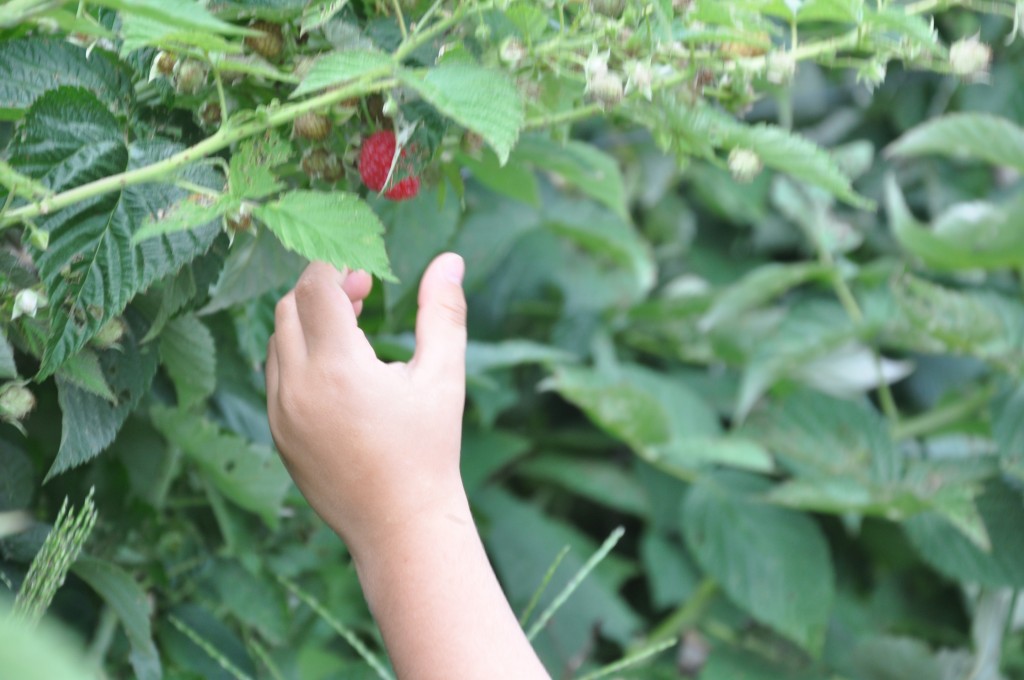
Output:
top-left (443, 253), bottom-right (465, 285)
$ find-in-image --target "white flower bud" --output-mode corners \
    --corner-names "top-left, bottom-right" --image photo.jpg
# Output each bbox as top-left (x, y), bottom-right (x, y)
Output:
top-left (586, 71), bottom-right (624, 107)
top-left (625, 59), bottom-right (654, 100)
top-left (949, 34), bottom-right (991, 81)
top-left (12, 289), bottom-right (42, 320)
top-left (585, 49), bottom-right (610, 81)
top-left (728, 148), bottom-right (763, 183)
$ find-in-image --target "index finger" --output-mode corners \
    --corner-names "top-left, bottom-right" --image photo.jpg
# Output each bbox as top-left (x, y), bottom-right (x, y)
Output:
top-left (292, 261), bottom-right (368, 357)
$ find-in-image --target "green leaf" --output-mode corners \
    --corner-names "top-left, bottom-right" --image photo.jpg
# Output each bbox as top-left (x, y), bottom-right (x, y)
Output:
top-left (744, 389), bottom-right (899, 484)
top-left (887, 113), bottom-right (1024, 173)
top-left (682, 471), bottom-right (834, 653)
top-left (720, 123), bottom-right (874, 210)
top-left (700, 262), bottom-right (831, 331)
top-left (905, 481), bottom-right (1024, 588)
top-left (736, 301), bottom-right (858, 420)
top-left (52, 311), bottom-right (160, 480)
top-left (372, 187), bottom-right (461, 314)
top-left (290, 48), bottom-right (394, 98)
top-left (73, 557), bottom-right (161, 680)
top-left (228, 130), bottom-right (291, 200)
top-left (457, 150), bottom-right (540, 206)
top-left (399, 62), bottom-right (524, 164)
top-left (518, 456), bottom-right (650, 516)
top-left (98, 0), bottom-right (251, 54)
top-left (159, 314), bottom-right (216, 410)
top-left (0, 38), bottom-right (134, 116)
top-left (254, 191), bottom-right (394, 281)
top-left (149, 405), bottom-right (291, 527)
top-left (0, 331), bottom-right (17, 379)
top-left (994, 384), bottom-right (1024, 482)
top-left (56, 350), bottom-right (116, 402)
top-left (545, 364), bottom-right (769, 474)
top-left (883, 176), bottom-right (1024, 270)
top-left (0, 446), bottom-right (34, 511)
top-left (201, 228), bottom-right (305, 314)
top-left (461, 428), bottom-right (530, 495)
top-left (10, 88), bottom-right (222, 377)
top-left (133, 195), bottom-right (231, 244)
top-left (476, 489), bottom-right (641, 665)
top-left (513, 136), bottom-right (628, 219)
top-left (543, 194), bottom-right (656, 297)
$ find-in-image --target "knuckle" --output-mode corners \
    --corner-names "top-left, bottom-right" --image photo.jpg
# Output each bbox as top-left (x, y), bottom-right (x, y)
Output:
top-left (438, 294), bottom-right (468, 327)
top-left (275, 295), bottom-right (295, 324)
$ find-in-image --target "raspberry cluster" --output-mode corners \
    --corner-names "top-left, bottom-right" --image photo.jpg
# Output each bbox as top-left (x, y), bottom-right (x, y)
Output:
top-left (358, 131), bottom-right (420, 201)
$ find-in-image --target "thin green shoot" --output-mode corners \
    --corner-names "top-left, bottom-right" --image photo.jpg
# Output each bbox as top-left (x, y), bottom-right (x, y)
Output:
top-left (576, 636), bottom-right (678, 680)
top-left (169, 615), bottom-right (253, 680)
top-left (277, 574), bottom-right (394, 680)
top-left (526, 526), bottom-right (625, 642)
top-left (519, 544), bottom-right (571, 628)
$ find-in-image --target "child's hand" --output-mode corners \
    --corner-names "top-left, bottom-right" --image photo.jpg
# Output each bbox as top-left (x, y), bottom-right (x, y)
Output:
top-left (265, 253), bottom-right (468, 563)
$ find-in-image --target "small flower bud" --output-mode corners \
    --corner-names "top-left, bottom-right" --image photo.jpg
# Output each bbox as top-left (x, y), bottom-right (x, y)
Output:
top-left (949, 34), bottom-right (991, 81)
top-left (585, 49), bottom-right (610, 81)
top-left (12, 289), bottom-right (43, 320)
top-left (766, 51), bottom-right (796, 84)
top-left (586, 71), bottom-right (624, 107)
top-left (625, 59), bottom-right (653, 100)
top-left (0, 383), bottom-right (36, 422)
top-left (728, 148), bottom-right (763, 183)
top-left (198, 101), bottom-right (222, 129)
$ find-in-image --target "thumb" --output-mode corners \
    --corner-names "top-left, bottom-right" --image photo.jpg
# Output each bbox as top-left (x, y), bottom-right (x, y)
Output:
top-left (411, 252), bottom-right (467, 379)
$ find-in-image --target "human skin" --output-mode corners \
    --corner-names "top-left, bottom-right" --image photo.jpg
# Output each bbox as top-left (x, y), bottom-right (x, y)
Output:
top-left (265, 254), bottom-right (550, 680)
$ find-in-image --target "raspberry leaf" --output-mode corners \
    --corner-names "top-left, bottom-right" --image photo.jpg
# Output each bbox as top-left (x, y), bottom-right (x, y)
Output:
top-left (682, 470), bottom-right (834, 654)
top-left (399, 62), bottom-right (524, 165)
top-left (886, 112), bottom-right (1024, 172)
top-left (149, 405), bottom-right (291, 528)
top-left (290, 48), bottom-right (393, 98)
top-left (159, 313), bottom-right (216, 410)
top-left (9, 87), bottom-right (221, 378)
top-left (254, 191), bottom-right (395, 281)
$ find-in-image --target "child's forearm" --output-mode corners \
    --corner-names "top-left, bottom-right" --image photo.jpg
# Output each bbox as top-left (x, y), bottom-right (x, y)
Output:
top-left (351, 485), bottom-right (551, 680)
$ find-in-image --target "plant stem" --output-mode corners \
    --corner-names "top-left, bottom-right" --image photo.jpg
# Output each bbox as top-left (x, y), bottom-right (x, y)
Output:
top-left (892, 383), bottom-right (996, 440)
top-left (0, 72), bottom-right (397, 229)
top-left (642, 579), bottom-right (718, 646)
top-left (389, 0), bottom-right (408, 39)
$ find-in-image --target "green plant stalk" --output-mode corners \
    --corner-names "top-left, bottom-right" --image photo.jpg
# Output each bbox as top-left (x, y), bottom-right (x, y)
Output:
top-left (519, 544), bottom-right (571, 628)
top-left (526, 526), bottom-right (625, 641)
top-left (642, 579), bottom-right (718, 646)
top-left (0, 71), bottom-right (398, 230)
top-left (577, 637), bottom-right (678, 680)
top-left (892, 384), bottom-right (996, 440)
top-left (169, 616), bottom-right (254, 680)
top-left (277, 574), bottom-right (394, 680)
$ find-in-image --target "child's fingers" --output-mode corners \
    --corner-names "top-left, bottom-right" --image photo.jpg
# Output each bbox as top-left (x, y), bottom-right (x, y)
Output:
top-left (411, 253), bottom-right (467, 380)
top-left (265, 335), bottom-right (280, 398)
top-left (294, 261), bottom-right (363, 356)
top-left (342, 270), bottom-right (373, 306)
top-left (274, 291), bottom-right (306, 361)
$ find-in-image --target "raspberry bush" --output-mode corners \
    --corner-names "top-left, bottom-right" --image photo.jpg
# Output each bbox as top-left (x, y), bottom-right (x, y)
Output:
top-left (2, 0), bottom-right (1024, 677)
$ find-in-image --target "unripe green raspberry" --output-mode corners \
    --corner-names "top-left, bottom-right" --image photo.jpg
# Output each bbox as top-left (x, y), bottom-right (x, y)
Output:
top-left (499, 38), bottom-right (526, 68)
top-left (226, 203), bottom-right (253, 234)
top-left (301, 147), bottom-right (343, 183)
top-left (92, 317), bottom-right (127, 350)
top-left (0, 383), bottom-right (36, 422)
top-left (198, 101), bottom-right (221, 129)
top-left (293, 112), bottom-right (332, 141)
top-left (155, 51), bottom-right (177, 76)
top-left (245, 20), bottom-right (284, 60)
top-left (728, 148), bottom-right (763, 183)
top-left (173, 59), bottom-right (207, 95)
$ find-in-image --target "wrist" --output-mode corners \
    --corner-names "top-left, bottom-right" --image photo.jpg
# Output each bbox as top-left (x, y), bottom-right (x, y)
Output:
top-left (346, 478), bottom-right (473, 574)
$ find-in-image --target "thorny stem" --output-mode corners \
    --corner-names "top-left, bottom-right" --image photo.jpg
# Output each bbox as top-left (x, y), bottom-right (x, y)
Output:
top-left (0, 72), bottom-right (398, 229)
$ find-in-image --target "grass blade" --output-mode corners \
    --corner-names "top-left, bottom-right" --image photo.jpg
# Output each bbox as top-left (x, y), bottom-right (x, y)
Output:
top-left (277, 574), bottom-right (394, 680)
top-left (519, 544), bottom-right (570, 628)
top-left (168, 615), bottom-right (254, 680)
top-left (576, 636), bottom-right (677, 680)
top-left (526, 526), bottom-right (625, 642)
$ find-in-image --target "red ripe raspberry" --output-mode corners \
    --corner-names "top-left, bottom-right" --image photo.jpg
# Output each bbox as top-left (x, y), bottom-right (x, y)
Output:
top-left (359, 130), bottom-right (420, 201)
